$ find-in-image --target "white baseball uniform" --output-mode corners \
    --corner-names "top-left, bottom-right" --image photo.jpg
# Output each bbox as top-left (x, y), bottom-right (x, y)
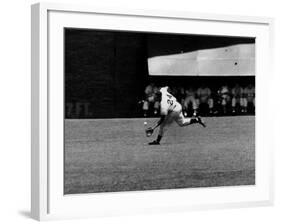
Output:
top-left (158, 87), bottom-right (192, 136)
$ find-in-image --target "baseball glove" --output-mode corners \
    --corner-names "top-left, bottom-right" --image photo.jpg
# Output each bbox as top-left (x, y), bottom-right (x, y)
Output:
top-left (145, 127), bottom-right (154, 137)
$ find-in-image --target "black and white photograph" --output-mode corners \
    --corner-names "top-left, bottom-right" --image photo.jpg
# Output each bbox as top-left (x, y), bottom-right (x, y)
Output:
top-left (64, 28), bottom-right (255, 194)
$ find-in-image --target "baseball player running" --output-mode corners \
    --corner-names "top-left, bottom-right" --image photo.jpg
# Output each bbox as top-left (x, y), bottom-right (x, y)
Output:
top-left (145, 86), bottom-right (206, 145)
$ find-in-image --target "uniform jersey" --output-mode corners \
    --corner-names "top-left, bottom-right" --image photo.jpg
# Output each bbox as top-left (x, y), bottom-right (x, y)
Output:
top-left (160, 87), bottom-right (182, 115)
top-left (220, 86), bottom-right (230, 96)
top-left (232, 86), bottom-right (242, 98)
top-left (197, 87), bottom-right (211, 102)
top-left (185, 88), bottom-right (196, 97)
top-left (245, 86), bottom-right (255, 98)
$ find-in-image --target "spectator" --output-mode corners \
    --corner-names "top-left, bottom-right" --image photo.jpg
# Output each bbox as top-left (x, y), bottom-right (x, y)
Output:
top-left (196, 84), bottom-right (214, 115)
top-left (176, 87), bottom-right (186, 107)
top-left (244, 84), bottom-right (255, 113)
top-left (218, 84), bottom-right (231, 114)
top-left (142, 83), bottom-right (160, 116)
top-left (142, 83), bottom-right (153, 117)
top-left (152, 86), bottom-right (160, 115)
top-left (231, 83), bottom-right (243, 114)
top-left (183, 87), bottom-right (197, 116)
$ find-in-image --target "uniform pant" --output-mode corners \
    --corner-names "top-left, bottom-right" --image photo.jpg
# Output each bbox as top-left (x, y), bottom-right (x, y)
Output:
top-left (158, 110), bottom-right (191, 136)
top-left (183, 96), bottom-right (197, 110)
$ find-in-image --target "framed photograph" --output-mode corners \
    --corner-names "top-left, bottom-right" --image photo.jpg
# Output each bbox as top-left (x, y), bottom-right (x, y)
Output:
top-left (31, 2), bottom-right (274, 221)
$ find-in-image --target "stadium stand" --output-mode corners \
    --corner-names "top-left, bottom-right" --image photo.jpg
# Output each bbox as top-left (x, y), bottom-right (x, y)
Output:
top-left (141, 81), bottom-right (255, 117)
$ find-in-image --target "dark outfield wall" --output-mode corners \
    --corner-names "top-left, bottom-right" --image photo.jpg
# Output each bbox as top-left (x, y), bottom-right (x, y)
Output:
top-left (65, 29), bottom-right (255, 118)
top-left (65, 29), bottom-right (148, 118)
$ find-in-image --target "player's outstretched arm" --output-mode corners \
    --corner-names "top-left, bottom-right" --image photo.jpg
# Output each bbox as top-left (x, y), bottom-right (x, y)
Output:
top-left (151, 115), bottom-right (166, 130)
top-left (145, 115), bottom-right (166, 138)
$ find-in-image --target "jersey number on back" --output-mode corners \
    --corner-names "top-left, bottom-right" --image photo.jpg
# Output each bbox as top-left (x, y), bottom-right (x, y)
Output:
top-left (166, 94), bottom-right (174, 106)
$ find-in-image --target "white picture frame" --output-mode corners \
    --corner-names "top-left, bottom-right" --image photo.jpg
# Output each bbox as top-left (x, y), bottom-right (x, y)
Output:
top-left (31, 2), bottom-right (274, 221)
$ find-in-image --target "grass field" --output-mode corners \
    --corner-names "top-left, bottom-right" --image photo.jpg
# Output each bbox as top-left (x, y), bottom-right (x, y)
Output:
top-left (64, 116), bottom-right (255, 194)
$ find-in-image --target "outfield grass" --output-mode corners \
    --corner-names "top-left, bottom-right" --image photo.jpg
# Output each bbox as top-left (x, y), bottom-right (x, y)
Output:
top-left (64, 116), bottom-right (255, 194)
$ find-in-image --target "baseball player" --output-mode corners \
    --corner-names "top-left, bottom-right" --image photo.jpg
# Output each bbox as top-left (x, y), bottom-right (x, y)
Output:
top-left (231, 83), bottom-right (243, 113)
top-left (183, 87), bottom-right (198, 116)
top-left (218, 84), bottom-right (231, 114)
top-left (196, 84), bottom-right (214, 115)
top-left (145, 86), bottom-right (206, 145)
top-left (244, 84), bottom-right (255, 112)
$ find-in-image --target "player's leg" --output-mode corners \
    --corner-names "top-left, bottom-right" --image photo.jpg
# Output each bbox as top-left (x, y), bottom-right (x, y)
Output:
top-left (247, 97), bottom-right (254, 113)
top-left (142, 100), bottom-right (149, 117)
top-left (148, 115), bottom-right (173, 145)
top-left (150, 123), bottom-right (165, 144)
top-left (236, 97), bottom-right (241, 113)
top-left (241, 97), bottom-right (248, 113)
top-left (221, 96), bottom-right (228, 114)
top-left (208, 98), bottom-right (214, 115)
top-left (186, 96), bottom-right (198, 116)
top-left (183, 97), bottom-right (190, 117)
top-left (191, 97), bottom-right (198, 116)
top-left (175, 112), bottom-right (191, 127)
top-left (232, 97), bottom-right (237, 113)
top-left (174, 111), bottom-right (205, 127)
top-left (244, 98), bottom-right (248, 113)
top-left (240, 98), bottom-right (245, 113)
top-left (153, 101), bottom-right (160, 115)
top-left (195, 98), bottom-right (200, 114)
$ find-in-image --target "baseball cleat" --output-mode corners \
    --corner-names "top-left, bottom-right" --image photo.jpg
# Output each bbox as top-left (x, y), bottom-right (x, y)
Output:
top-left (196, 116), bottom-right (206, 128)
top-left (148, 140), bottom-right (160, 145)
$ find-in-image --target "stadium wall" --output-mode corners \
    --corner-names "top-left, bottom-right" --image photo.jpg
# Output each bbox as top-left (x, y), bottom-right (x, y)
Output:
top-left (65, 29), bottom-right (148, 118)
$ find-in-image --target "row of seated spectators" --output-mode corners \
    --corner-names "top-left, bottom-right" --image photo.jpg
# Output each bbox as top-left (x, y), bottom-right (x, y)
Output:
top-left (141, 83), bottom-right (255, 117)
